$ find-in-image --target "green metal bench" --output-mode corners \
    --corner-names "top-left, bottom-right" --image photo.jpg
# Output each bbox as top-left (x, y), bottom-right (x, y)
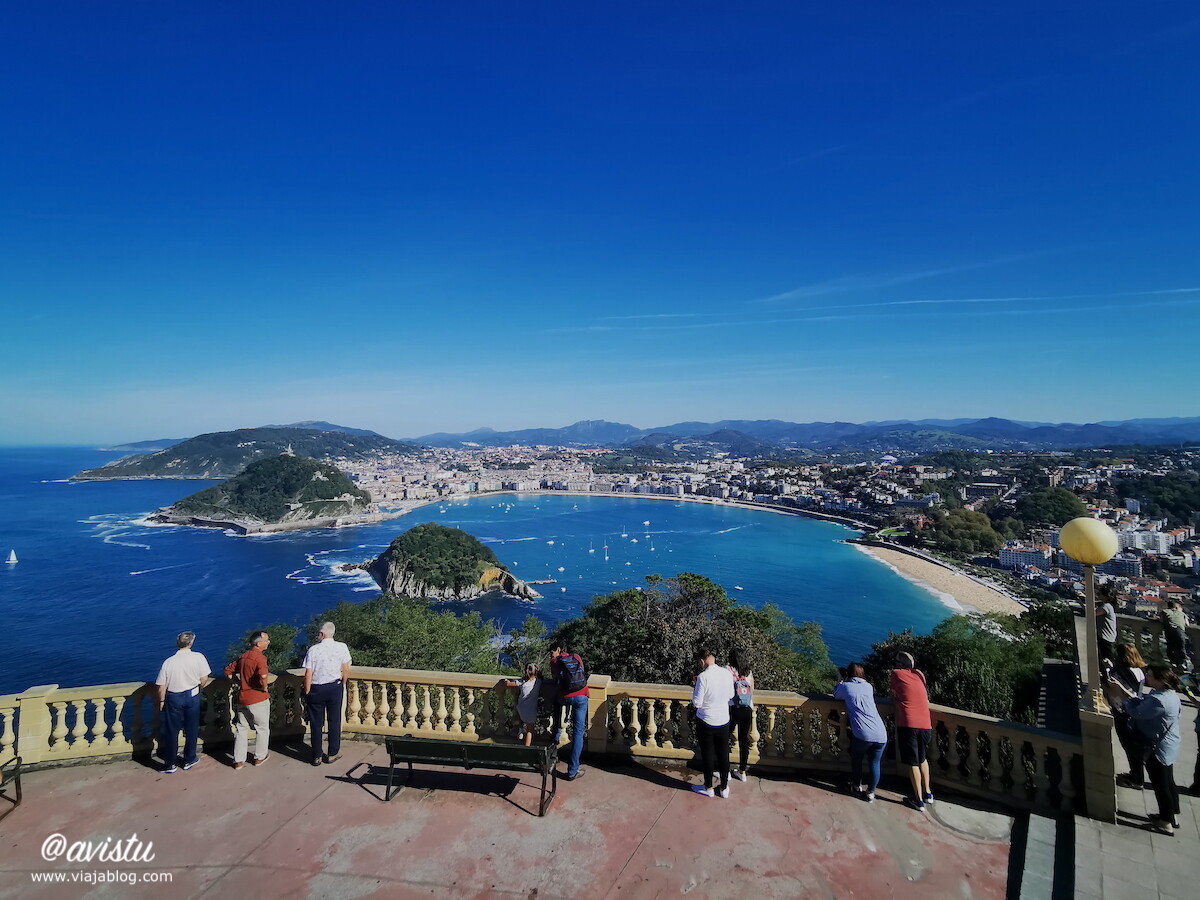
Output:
top-left (0, 757), bottom-right (21, 823)
top-left (383, 737), bottom-right (558, 816)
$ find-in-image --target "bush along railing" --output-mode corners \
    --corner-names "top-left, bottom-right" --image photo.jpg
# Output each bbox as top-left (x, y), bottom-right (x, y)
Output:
top-left (6, 667), bottom-right (1086, 817)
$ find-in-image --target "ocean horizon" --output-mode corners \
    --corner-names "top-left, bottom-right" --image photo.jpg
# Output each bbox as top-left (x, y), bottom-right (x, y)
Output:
top-left (0, 447), bottom-right (954, 694)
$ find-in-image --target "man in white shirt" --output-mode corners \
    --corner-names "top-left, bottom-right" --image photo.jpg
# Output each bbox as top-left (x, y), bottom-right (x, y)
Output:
top-left (692, 650), bottom-right (736, 799)
top-left (156, 632), bottom-right (211, 774)
top-left (303, 622), bottom-right (352, 766)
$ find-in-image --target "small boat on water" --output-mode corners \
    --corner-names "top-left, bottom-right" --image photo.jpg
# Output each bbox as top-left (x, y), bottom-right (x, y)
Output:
top-left (734, 585), bottom-right (744, 591)
top-left (5, 550), bottom-right (16, 565)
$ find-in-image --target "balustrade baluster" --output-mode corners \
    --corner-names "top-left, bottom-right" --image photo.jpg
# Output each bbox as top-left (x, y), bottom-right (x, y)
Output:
top-left (763, 707), bottom-right (779, 757)
top-left (346, 680), bottom-right (361, 725)
top-left (464, 688), bottom-right (477, 736)
top-left (402, 684), bottom-right (416, 730)
top-left (0, 708), bottom-right (16, 763)
top-left (379, 683), bottom-right (393, 728)
top-left (76, 699), bottom-right (94, 750)
top-left (109, 695), bottom-right (129, 750)
top-left (644, 699), bottom-right (659, 749)
top-left (659, 699), bottom-right (675, 750)
top-left (448, 688), bottom-right (463, 733)
top-left (362, 681), bottom-right (377, 726)
top-left (751, 705), bottom-right (764, 764)
top-left (420, 686), bottom-right (434, 731)
top-left (50, 701), bottom-right (68, 752)
top-left (627, 697), bottom-right (642, 748)
top-left (433, 686), bottom-right (448, 732)
top-left (781, 706), bottom-right (795, 763)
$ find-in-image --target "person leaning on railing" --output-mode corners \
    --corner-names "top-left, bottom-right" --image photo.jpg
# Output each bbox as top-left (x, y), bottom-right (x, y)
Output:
top-left (889, 651), bottom-right (934, 811)
top-left (1103, 643), bottom-right (1148, 790)
top-left (834, 662), bottom-right (888, 804)
top-left (1126, 665), bottom-right (1182, 836)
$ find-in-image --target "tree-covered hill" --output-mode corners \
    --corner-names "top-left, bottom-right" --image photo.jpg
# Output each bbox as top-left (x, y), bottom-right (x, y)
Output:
top-left (168, 455), bottom-right (371, 523)
top-left (73, 426), bottom-right (420, 479)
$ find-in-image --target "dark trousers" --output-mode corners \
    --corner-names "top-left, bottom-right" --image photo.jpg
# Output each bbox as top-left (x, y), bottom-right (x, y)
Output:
top-left (307, 682), bottom-right (344, 760)
top-left (1098, 637), bottom-right (1114, 665)
top-left (696, 719), bottom-right (731, 791)
top-left (730, 706), bottom-right (753, 770)
top-left (161, 689), bottom-right (201, 766)
top-left (1145, 755), bottom-right (1180, 822)
top-left (1113, 712), bottom-right (1145, 784)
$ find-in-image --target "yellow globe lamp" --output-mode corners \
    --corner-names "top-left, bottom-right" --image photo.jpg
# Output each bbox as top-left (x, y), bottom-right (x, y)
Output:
top-left (1059, 517), bottom-right (1117, 566)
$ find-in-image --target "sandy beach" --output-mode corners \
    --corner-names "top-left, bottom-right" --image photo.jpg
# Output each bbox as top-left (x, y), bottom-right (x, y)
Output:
top-left (854, 544), bottom-right (1026, 617)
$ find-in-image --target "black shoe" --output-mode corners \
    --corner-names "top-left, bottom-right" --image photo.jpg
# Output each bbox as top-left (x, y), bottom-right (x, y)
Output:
top-left (1115, 774), bottom-right (1144, 790)
top-left (311, 758), bottom-right (322, 766)
top-left (560, 769), bottom-right (585, 781)
top-left (324, 753), bottom-right (342, 765)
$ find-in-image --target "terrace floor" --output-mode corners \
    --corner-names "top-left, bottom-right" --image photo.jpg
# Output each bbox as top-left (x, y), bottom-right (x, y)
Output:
top-left (1, 739), bottom-right (1017, 899)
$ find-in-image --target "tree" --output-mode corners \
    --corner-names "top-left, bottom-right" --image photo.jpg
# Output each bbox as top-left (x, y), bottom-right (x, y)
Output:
top-left (553, 573), bottom-right (838, 692)
top-left (1013, 487), bottom-right (1087, 528)
top-left (299, 595), bottom-right (503, 674)
top-left (505, 615), bottom-right (549, 674)
top-left (863, 614), bottom-right (1047, 723)
top-left (926, 508), bottom-right (1004, 554)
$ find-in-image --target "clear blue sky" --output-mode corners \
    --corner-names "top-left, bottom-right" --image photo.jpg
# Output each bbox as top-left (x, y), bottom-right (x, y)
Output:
top-left (2, 2), bottom-right (1197, 444)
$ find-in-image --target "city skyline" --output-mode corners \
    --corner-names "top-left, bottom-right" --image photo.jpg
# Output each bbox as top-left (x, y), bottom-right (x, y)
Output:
top-left (2, 3), bottom-right (1198, 444)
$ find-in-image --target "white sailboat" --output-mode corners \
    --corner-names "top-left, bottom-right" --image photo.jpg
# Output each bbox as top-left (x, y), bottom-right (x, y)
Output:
top-left (5, 550), bottom-right (16, 565)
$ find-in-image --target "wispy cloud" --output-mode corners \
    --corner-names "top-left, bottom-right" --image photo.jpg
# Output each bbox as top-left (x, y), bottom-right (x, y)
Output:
top-left (760, 252), bottom-right (1044, 303)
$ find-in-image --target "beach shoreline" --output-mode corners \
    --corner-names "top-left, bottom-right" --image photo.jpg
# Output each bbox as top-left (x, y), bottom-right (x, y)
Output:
top-left (852, 543), bottom-right (1026, 617)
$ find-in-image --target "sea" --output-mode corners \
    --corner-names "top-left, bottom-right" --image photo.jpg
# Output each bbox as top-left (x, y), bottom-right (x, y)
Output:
top-left (0, 447), bottom-right (957, 695)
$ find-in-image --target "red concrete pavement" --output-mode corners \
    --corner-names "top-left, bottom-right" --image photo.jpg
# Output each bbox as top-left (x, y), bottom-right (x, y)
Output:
top-left (0, 739), bottom-right (1012, 899)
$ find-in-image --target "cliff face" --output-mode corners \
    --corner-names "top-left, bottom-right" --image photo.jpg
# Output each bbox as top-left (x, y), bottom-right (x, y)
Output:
top-left (356, 555), bottom-right (541, 601)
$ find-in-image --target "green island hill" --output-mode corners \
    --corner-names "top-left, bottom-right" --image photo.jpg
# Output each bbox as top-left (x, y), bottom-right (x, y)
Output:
top-left (343, 522), bottom-right (541, 602)
top-left (72, 426), bottom-right (420, 480)
top-left (147, 454), bottom-right (373, 533)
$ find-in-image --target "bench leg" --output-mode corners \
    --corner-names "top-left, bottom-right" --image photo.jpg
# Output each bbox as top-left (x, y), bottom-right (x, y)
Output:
top-left (539, 766), bottom-right (557, 816)
top-left (385, 758), bottom-right (398, 801)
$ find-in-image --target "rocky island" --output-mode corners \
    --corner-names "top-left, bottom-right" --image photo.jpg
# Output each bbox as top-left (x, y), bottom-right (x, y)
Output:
top-left (147, 454), bottom-right (376, 534)
top-left (344, 522), bottom-right (541, 601)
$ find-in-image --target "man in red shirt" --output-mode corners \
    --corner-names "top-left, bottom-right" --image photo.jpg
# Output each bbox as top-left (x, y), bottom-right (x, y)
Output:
top-left (224, 631), bottom-right (272, 769)
top-left (889, 651), bottom-right (933, 811)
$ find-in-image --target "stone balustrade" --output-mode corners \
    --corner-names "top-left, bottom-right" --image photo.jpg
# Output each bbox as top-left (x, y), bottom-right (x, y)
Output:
top-left (1115, 613), bottom-right (1200, 666)
top-left (2, 665), bottom-right (1089, 817)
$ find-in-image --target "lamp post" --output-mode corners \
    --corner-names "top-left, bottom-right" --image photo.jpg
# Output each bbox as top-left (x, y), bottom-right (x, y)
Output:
top-left (1060, 517), bottom-right (1118, 711)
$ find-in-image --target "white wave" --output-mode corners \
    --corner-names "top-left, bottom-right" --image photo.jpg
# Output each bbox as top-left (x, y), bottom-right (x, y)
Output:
top-left (713, 525), bottom-right (751, 535)
top-left (129, 563), bottom-right (193, 576)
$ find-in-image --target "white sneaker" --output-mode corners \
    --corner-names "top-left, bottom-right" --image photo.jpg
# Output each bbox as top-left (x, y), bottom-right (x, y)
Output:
top-left (866, 792), bottom-right (876, 803)
top-left (732, 769), bottom-right (747, 782)
top-left (716, 786), bottom-right (730, 799)
top-left (691, 784), bottom-right (715, 798)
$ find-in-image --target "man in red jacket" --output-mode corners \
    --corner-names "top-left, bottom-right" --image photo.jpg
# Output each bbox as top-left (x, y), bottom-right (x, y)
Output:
top-left (224, 631), bottom-right (272, 769)
top-left (890, 651), bottom-right (933, 811)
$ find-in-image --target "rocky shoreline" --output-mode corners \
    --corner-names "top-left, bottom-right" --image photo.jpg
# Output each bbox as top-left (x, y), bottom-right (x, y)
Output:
top-left (144, 509), bottom-right (408, 535)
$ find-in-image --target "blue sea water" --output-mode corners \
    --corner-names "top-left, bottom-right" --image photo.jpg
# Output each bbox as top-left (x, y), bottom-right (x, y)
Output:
top-left (0, 447), bottom-right (955, 694)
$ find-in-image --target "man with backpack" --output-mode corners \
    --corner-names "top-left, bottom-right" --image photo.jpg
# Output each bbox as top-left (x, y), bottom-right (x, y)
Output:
top-left (550, 642), bottom-right (589, 781)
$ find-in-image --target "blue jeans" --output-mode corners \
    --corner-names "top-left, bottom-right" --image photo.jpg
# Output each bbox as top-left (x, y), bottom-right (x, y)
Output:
top-left (162, 689), bottom-right (201, 767)
top-left (307, 682), bottom-right (344, 760)
top-left (851, 736), bottom-right (886, 793)
top-left (563, 694), bottom-right (588, 777)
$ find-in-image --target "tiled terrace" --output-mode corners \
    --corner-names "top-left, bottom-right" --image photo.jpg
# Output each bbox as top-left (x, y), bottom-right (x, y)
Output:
top-left (1, 740), bottom-right (1016, 899)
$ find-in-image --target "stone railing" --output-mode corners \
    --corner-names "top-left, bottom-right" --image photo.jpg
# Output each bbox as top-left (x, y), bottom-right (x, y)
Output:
top-left (1, 672), bottom-right (307, 767)
top-left (1116, 613), bottom-right (1200, 666)
top-left (2, 667), bottom-right (1085, 816)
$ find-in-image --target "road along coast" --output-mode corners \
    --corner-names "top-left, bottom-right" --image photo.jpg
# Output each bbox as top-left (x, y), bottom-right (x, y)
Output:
top-left (851, 543), bottom-right (1026, 617)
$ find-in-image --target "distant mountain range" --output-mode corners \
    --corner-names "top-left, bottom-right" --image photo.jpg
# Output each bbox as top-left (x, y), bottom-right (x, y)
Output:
top-left (101, 421), bottom-right (382, 454)
top-left (410, 416), bottom-right (1200, 453)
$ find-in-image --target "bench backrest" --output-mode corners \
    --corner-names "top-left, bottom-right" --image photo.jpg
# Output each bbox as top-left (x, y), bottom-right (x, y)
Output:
top-left (385, 737), bottom-right (552, 770)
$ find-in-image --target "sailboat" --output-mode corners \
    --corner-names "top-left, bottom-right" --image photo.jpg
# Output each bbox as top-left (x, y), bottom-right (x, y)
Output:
top-left (588, 540), bottom-right (595, 554)
top-left (5, 550), bottom-right (16, 565)
top-left (603, 544), bottom-right (609, 562)
top-left (620, 526), bottom-right (628, 538)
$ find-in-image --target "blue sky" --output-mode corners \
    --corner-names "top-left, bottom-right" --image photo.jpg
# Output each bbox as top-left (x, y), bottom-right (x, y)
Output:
top-left (2, 2), bottom-right (1197, 444)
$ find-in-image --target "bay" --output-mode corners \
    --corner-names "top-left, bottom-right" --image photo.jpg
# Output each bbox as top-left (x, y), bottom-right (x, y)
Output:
top-left (0, 447), bottom-right (954, 694)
